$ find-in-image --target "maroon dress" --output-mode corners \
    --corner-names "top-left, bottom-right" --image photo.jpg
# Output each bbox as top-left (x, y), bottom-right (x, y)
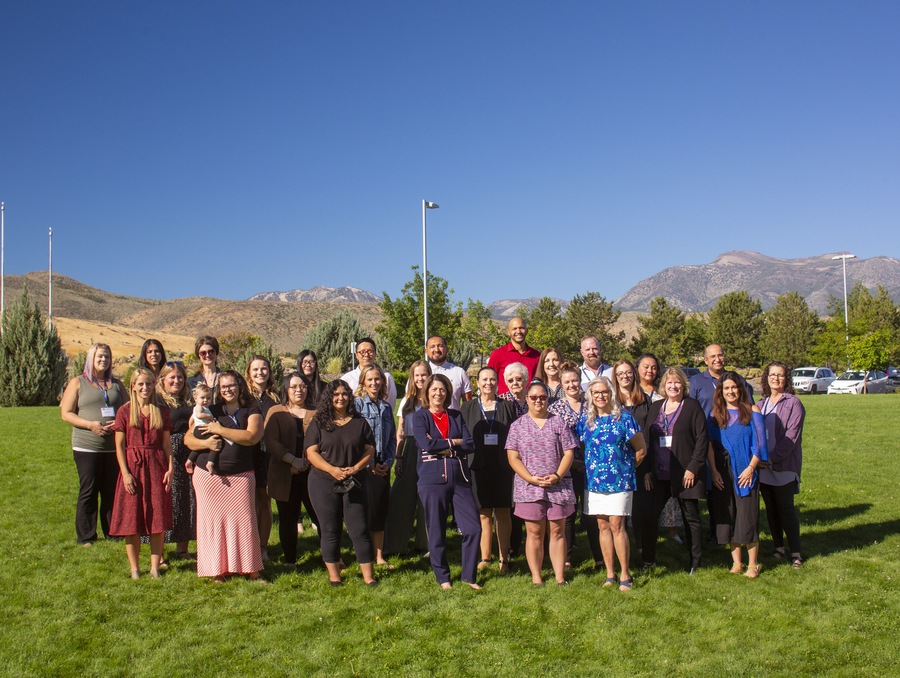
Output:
top-left (110, 404), bottom-right (173, 536)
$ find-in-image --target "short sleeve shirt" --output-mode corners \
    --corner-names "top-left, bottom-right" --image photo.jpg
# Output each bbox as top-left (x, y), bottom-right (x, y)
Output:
top-left (505, 414), bottom-right (577, 505)
top-left (487, 343), bottom-right (541, 394)
top-left (112, 403), bottom-right (171, 449)
top-left (577, 412), bottom-right (641, 492)
top-left (428, 360), bottom-right (472, 410)
top-left (305, 417), bottom-right (377, 480)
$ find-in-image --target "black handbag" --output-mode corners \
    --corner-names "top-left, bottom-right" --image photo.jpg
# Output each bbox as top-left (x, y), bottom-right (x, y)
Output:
top-left (333, 475), bottom-right (361, 494)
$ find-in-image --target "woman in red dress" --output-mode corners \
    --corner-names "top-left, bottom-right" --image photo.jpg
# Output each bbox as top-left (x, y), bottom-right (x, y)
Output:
top-left (110, 368), bottom-right (174, 580)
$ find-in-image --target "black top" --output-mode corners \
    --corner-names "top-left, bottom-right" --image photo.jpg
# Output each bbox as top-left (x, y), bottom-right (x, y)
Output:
top-left (169, 404), bottom-right (193, 435)
top-left (188, 404), bottom-right (262, 475)
top-left (460, 399), bottom-right (516, 470)
top-left (256, 392), bottom-right (279, 419)
top-left (304, 417), bottom-right (376, 481)
top-left (645, 397), bottom-right (709, 499)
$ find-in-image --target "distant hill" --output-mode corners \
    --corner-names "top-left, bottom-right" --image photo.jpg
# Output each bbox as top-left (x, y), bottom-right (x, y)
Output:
top-left (487, 297), bottom-right (570, 320)
top-left (249, 286), bottom-right (381, 303)
top-left (614, 251), bottom-right (900, 313)
top-left (3, 272), bottom-right (383, 354)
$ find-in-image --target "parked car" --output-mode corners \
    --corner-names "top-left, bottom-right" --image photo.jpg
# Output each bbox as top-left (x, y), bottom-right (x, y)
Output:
top-left (827, 370), bottom-right (895, 394)
top-left (678, 367), bottom-right (701, 380)
top-left (791, 367), bottom-right (836, 395)
top-left (886, 367), bottom-right (900, 387)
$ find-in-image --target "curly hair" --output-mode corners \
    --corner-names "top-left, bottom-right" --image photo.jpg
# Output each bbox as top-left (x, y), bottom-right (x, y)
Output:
top-left (761, 361), bottom-right (794, 398)
top-left (314, 379), bottom-right (360, 432)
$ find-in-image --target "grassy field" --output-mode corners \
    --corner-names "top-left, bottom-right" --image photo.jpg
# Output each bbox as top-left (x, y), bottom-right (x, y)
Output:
top-left (1, 396), bottom-right (898, 677)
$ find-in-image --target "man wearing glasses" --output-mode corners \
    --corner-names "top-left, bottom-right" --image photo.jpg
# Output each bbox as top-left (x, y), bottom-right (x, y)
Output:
top-left (341, 337), bottom-right (397, 409)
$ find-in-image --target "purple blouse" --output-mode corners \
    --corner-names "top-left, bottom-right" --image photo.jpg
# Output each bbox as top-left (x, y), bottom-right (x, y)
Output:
top-left (505, 414), bottom-right (577, 505)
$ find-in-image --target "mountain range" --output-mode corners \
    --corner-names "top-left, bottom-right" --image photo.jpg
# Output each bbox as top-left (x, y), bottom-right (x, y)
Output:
top-left (613, 251), bottom-right (900, 313)
top-left (248, 286), bottom-right (381, 303)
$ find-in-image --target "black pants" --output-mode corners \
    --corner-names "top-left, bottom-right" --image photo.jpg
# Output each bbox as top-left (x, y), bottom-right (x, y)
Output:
top-left (760, 481), bottom-right (801, 555)
top-left (275, 471), bottom-right (319, 564)
top-left (308, 472), bottom-right (374, 564)
top-left (638, 480), bottom-right (702, 570)
top-left (73, 451), bottom-right (120, 544)
top-left (365, 468), bottom-right (391, 533)
top-left (383, 439), bottom-right (429, 554)
top-left (566, 468), bottom-right (602, 564)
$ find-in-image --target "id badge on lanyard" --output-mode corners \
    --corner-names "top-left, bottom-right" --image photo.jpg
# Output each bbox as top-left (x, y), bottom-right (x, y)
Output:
top-left (479, 400), bottom-right (498, 446)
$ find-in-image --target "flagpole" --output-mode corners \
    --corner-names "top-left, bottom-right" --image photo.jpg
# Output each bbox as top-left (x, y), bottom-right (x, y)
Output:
top-left (49, 228), bottom-right (53, 327)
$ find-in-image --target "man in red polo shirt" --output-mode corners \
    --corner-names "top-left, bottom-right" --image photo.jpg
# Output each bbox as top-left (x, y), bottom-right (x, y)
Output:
top-left (487, 317), bottom-right (541, 394)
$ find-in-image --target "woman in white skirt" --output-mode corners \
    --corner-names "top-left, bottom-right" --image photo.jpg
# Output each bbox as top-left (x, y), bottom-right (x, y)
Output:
top-left (577, 377), bottom-right (646, 591)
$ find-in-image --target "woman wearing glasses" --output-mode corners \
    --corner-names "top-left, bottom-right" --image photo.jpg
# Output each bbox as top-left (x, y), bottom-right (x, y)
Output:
top-left (577, 377), bottom-right (646, 591)
top-left (506, 381), bottom-right (577, 586)
top-left (296, 350), bottom-right (327, 409)
top-left (188, 336), bottom-right (222, 402)
top-left (185, 371), bottom-right (264, 583)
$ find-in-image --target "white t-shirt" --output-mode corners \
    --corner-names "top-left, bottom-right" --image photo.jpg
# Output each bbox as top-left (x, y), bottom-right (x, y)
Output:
top-left (428, 360), bottom-right (472, 411)
top-left (579, 362), bottom-right (612, 392)
top-left (341, 367), bottom-right (397, 411)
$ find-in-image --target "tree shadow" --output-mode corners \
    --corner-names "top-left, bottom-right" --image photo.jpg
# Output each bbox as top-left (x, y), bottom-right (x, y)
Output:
top-left (793, 503), bottom-right (872, 527)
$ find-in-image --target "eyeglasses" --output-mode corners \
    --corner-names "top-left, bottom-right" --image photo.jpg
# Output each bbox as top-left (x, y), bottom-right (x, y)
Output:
top-left (301, 359), bottom-right (317, 366)
top-left (288, 384), bottom-right (307, 391)
top-left (615, 371), bottom-right (634, 378)
top-left (220, 383), bottom-right (238, 392)
top-left (591, 390), bottom-right (611, 398)
top-left (199, 350), bottom-right (216, 358)
top-left (769, 374), bottom-right (786, 380)
top-left (527, 395), bottom-right (548, 402)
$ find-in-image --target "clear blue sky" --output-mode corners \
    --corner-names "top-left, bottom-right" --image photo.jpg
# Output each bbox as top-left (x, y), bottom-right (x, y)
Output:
top-left (2, 2), bottom-right (898, 306)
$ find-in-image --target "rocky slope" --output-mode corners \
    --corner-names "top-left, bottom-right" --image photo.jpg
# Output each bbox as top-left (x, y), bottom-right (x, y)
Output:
top-left (248, 286), bottom-right (381, 303)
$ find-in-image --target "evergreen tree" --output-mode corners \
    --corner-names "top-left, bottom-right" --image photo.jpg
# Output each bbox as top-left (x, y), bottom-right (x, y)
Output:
top-left (630, 297), bottom-right (685, 365)
top-left (456, 299), bottom-right (506, 367)
top-left (759, 291), bottom-right (821, 368)
top-left (302, 310), bottom-right (367, 373)
top-left (0, 285), bottom-right (68, 406)
top-left (707, 291), bottom-right (764, 367)
top-left (517, 297), bottom-right (573, 357)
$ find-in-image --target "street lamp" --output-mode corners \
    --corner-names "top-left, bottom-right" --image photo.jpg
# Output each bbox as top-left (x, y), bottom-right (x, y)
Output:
top-left (422, 200), bottom-right (439, 350)
top-left (832, 253), bottom-right (856, 371)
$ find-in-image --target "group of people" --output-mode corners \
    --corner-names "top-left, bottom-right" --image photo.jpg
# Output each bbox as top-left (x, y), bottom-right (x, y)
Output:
top-left (61, 319), bottom-right (806, 589)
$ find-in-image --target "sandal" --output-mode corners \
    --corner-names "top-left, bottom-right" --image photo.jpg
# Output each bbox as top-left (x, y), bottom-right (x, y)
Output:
top-left (477, 558), bottom-right (492, 571)
top-left (602, 576), bottom-right (618, 588)
top-left (730, 564), bottom-right (744, 574)
top-left (619, 578), bottom-right (633, 592)
top-left (744, 565), bottom-right (761, 579)
top-left (772, 548), bottom-right (786, 560)
top-left (498, 559), bottom-right (512, 574)
top-left (790, 556), bottom-right (803, 569)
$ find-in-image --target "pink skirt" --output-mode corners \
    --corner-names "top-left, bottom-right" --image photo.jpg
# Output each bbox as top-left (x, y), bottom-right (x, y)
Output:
top-left (192, 468), bottom-right (263, 577)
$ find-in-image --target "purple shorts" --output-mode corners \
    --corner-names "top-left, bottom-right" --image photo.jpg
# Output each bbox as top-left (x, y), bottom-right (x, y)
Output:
top-left (514, 500), bottom-right (575, 522)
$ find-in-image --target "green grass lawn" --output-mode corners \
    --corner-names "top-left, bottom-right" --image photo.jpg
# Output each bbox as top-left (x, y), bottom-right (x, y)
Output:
top-left (1, 396), bottom-right (898, 677)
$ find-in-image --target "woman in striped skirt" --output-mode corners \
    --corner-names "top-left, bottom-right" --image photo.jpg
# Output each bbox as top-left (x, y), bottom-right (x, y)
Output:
top-left (185, 371), bottom-right (265, 583)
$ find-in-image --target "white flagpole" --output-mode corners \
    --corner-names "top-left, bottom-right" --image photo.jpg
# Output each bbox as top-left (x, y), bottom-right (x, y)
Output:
top-left (49, 228), bottom-right (53, 327)
top-left (1, 201), bottom-right (5, 331)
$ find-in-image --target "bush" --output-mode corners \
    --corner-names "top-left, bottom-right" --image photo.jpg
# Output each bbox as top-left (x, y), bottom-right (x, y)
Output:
top-left (0, 285), bottom-right (68, 406)
top-left (302, 311), bottom-right (366, 373)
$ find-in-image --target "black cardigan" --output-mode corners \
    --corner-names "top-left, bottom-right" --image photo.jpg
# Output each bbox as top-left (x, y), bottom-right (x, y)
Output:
top-left (645, 397), bottom-right (709, 500)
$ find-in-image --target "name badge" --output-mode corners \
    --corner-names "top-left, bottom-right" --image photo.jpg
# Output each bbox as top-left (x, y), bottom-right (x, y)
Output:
top-left (101, 407), bottom-right (115, 418)
top-left (484, 433), bottom-right (499, 446)
top-left (659, 435), bottom-right (673, 448)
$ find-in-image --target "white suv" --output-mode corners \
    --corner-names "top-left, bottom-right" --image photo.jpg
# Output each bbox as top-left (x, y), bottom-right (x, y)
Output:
top-left (792, 367), bottom-right (835, 394)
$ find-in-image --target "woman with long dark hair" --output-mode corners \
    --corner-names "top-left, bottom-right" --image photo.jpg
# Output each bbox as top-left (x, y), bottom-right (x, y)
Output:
top-left (139, 339), bottom-right (167, 378)
top-left (708, 371), bottom-right (768, 578)
top-left (155, 362), bottom-right (195, 560)
top-left (185, 370), bottom-right (264, 583)
top-left (296, 350), bottom-right (327, 409)
top-left (305, 380), bottom-right (378, 586)
top-left (265, 372), bottom-right (318, 569)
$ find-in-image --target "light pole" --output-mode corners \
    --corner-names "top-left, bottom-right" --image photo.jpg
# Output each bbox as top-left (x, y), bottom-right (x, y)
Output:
top-left (49, 228), bottom-right (53, 327)
top-left (832, 253), bottom-right (856, 371)
top-left (1, 202), bottom-right (4, 331)
top-left (422, 200), bottom-right (439, 350)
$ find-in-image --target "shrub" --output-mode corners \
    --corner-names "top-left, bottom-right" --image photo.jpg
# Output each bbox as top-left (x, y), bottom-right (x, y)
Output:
top-left (302, 310), bottom-right (366, 373)
top-left (0, 285), bottom-right (68, 406)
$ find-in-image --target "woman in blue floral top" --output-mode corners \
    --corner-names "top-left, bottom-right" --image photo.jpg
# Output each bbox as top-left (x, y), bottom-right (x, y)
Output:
top-left (577, 377), bottom-right (646, 591)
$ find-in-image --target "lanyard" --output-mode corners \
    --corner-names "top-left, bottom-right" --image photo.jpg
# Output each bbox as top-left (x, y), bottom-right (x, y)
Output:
top-left (662, 400), bottom-right (683, 434)
top-left (761, 398), bottom-right (778, 416)
top-left (478, 399), bottom-right (496, 433)
top-left (223, 406), bottom-right (240, 427)
top-left (91, 376), bottom-right (110, 407)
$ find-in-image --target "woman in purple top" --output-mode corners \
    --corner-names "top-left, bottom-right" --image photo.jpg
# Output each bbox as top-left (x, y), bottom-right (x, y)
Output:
top-left (757, 361), bottom-right (805, 568)
top-left (506, 381), bottom-right (577, 586)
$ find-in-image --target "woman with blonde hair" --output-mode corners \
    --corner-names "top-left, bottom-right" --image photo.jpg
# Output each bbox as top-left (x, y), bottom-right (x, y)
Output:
top-left (61, 342), bottom-right (128, 546)
top-left (155, 362), bottom-right (196, 560)
top-left (245, 355), bottom-right (279, 561)
top-left (109, 368), bottom-right (175, 579)
top-left (383, 360), bottom-right (432, 556)
top-left (641, 367), bottom-right (709, 574)
top-left (577, 376), bottom-right (646, 590)
top-left (354, 363), bottom-right (397, 567)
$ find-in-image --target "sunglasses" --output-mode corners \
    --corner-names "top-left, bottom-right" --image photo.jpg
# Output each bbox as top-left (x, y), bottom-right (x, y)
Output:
top-left (198, 350), bottom-right (216, 358)
top-left (166, 361), bottom-right (183, 367)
